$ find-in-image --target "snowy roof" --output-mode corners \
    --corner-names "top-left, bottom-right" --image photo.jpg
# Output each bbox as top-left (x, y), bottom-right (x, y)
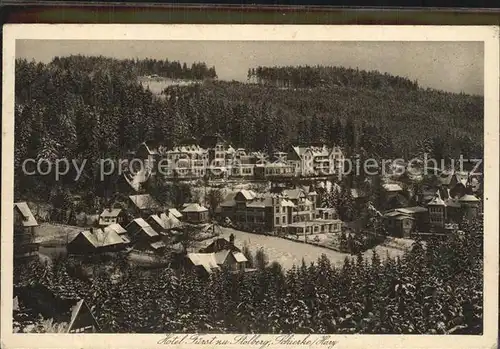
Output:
top-left (187, 253), bottom-right (221, 273)
top-left (182, 203), bottom-right (208, 213)
top-left (239, 189), bottom-right (257, 200)
top-left (76, 229), bottom-right (124, 248)
top-left (148, 214), bottom-right (167, 230)
top-left (168, 208), bottom-right (183, 218)
top-left (160, 212), bottom-right (182, 229)
top-left (104, 223), bottom-right (127, 235)
top-left (214, 250), bottom-right (231, 265)
top-left (232, 252), bottom-right (248, 263)
top-left (14, 202), bottom-right (38, 227)
top-left (459, 194), bottom-right (480, 202)
top-left (127, 218), bottom-right (159, 238)
top-left (100, 208), bottom-right (122, 217)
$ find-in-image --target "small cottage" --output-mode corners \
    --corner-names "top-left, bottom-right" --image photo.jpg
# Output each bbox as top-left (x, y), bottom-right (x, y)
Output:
top-left (98, 207), bottom-right (126, 226)
top-left (181, 203), bottom-right (209, 224)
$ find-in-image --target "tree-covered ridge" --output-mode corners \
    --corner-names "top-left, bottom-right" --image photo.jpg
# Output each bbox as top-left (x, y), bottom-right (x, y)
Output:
top-left (14, 219), bottom-right (483, 334)
top-left (15, 56), bottom-right (216, 104)
top-left (14, 57), bottom-right (483, 201)
top-left (248, 65), bottom-right (420, 90)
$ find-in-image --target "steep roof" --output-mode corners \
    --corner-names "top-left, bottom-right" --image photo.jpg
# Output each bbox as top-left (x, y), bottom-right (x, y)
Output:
top-left (128, 194), bottom-right (160, 210)
top-left (14, 202), bottom-right (38, 227)
top-left (239, 189), bottom-right (257, 200)
top-left (126, 218), bottom-right (159, 238)
top-left (147, 214), bottom-right (168, 230)
top-left (104, 223), bottom-right (127, 235)
top-left (168, 208), bottom-right (183, 218)
top-left (66, 299), bottom-right (101, 333)
top-left (160, 212), bottom-right (182, 229)
top-left (232, 251), bottom-right (248, 263)
top-left (73, 229), bottom-right (124, 248)
top-left (291, 146), bottom-right (309, 158)
top-left (214, 250), bottom-right (231, 265)
top-left (186, 253), bottom-right (220, 273)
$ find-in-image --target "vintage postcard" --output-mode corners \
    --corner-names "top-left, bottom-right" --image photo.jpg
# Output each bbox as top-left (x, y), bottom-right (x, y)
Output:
top-left (1, 25), bottom-right (498, 349)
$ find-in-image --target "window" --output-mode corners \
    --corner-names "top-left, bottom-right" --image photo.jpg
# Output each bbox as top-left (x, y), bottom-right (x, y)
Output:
top-left (275, 206), bottom-right (280, 213)
top-left (282, 206), bottom-right (286, 213)
top-left (275, 217), bottom-right (279, 225)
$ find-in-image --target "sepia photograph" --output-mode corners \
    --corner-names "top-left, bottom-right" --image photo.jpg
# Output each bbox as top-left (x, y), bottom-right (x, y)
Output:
top-left (1, 25), bottom-right (498, 349)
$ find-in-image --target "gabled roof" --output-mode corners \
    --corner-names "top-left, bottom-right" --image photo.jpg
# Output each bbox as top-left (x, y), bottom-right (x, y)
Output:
top-left (291, 146), bottom-right (309, 158)
top-left (159, 212), bottom-right (182, 229)
top-left (232, 251), bottom-right (248, 263)
top-left (67, 299), bottom-right (101, 333)
top-left (182, 203), bottom-right (208, 213)
top-left (214, 250), bottom-right (231, 265)
top-left (147, 214), bottom-right (168, 230)
top-left (186, 253), bottom-right (220, 273)
top-left (126, 218), bottom-right (159, 238)
top-left (100, 208), bottom-right (122, 217)
top-left (73, 229), bottom-right (124, 248)
top-left (128, 194), bottom-right (160, 210)
top-left (168, 208), bottom-right (183, 219)
top-left (239, 189), bottom-right (257, 200)
top-left (14, 202), bottom-right (38, 227)
top-left (104, 223), bottom-right (127, 235)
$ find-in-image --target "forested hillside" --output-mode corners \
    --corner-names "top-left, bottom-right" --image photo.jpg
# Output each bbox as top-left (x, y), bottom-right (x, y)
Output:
top-left (247, 65), bottom-right (419, 90)
top-left (14, 56), bottom-right (483, 200)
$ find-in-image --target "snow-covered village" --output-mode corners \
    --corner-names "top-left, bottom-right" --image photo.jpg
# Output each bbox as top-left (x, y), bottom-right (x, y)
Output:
top-left (11, 40), bottom-right (485, 335)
